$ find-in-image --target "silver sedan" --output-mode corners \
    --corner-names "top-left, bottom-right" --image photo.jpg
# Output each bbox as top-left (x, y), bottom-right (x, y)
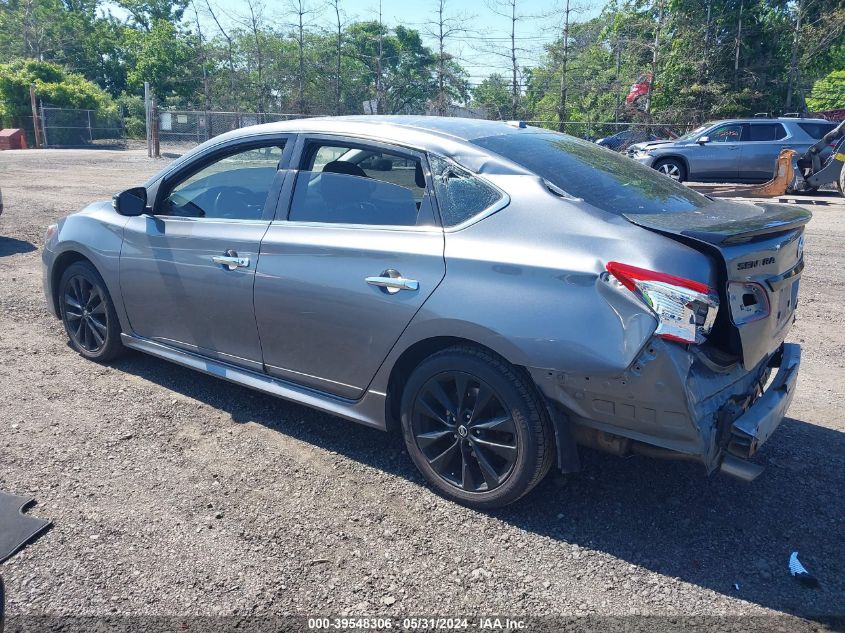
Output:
top-left (43, 117), bottom-right (808, 508)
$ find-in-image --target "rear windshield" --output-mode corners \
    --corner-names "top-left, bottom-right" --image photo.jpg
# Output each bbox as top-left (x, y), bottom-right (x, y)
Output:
top-left (797, 122), bottom-right (836, 138)
top-left (473, 132), bottom-right (708, 215)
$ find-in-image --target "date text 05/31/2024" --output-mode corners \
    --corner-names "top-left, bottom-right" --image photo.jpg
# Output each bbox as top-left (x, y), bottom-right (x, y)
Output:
top-left (307, 617), bottom-right (527, 630)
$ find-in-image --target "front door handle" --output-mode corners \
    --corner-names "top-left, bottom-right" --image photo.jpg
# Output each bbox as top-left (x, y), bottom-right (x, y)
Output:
top-left (366, 269), bottom-right (419, 294)
top-left (212, 250), bottom-right (250, 270)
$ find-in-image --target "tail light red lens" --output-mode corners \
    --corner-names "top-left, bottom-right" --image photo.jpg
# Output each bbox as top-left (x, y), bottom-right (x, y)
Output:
top-left (606, 262), bottom-right (719, 345)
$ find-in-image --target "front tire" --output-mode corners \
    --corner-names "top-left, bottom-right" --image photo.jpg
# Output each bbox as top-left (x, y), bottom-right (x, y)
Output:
top-left (400, 345), bottom-right (554, 509)
top-left (58, 261), bottom-right (124, 361)
top-left (653, 158), bottom-right (686, 182)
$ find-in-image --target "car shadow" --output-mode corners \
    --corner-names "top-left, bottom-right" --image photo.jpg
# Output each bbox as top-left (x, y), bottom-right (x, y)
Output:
top-left (113, 351), bottom-right (844, 620)
top-left (0, 236), bottom-right (36, 257)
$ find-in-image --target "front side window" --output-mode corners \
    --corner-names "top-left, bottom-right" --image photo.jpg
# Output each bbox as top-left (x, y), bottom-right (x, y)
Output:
top-left (428, 155), bottom-right (504, 227)
top-left (160, 143), bottom-right (285, 220)
top-left (709, 124), bottom-right (744, 143)
top-left (288, 141), bottom-right (435, 227)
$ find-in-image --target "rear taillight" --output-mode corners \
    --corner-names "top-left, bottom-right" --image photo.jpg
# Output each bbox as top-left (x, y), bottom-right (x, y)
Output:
top-left (727, 281), bottom-right (770, 325)
top-left (605, 261), bottom-right (719, 345)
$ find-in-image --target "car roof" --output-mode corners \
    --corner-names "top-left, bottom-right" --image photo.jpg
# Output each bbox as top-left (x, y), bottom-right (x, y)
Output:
top-left (706, 117), bottom-right (832, 125)
top-left (218, 115), bottom-right (532, 144)
top-left (167, 116), bottom-right (547, 178)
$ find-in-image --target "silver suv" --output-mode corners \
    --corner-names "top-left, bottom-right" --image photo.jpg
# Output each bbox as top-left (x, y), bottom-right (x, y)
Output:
top-left (628, 117), bottom-right (836, 184)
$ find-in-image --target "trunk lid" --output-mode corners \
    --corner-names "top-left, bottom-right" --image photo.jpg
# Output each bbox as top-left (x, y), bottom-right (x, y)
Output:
top-left (624, 201), bottom-right (811, 368)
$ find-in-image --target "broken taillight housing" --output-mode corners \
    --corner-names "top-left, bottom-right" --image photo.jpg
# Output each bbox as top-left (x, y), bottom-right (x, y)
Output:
top-left (727, 281), bottom-right (770, 325)
top-left (606, 261), bottom-right (719, 345)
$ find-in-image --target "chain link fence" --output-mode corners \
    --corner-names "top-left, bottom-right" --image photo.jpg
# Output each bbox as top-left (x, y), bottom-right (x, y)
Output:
top-left (154, 110), bottom-right (318, 153)
top-left (148, 112), bottom-right (693, 154)
top-left (523, 121), bottom-right (695, 150)
top-left (40, 106), bottom-right (126, 148)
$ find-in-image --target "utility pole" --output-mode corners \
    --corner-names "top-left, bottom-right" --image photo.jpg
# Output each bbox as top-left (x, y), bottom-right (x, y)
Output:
top-left (376, 0), bottom-right (384, 114)
top-left (556, 0), bottom-right (571, 133)
top-left (785, 0), bottom-right (803, 110)
top-left (510, 0), bottom-right (518, 120)
top-left (437, 0), bottom-right (447, 116)
top-left (644, 0), bottom-right (664, 115)
top-left (331, 0), bottom-right (343, 115)
top-left (733, 0), bottom-right (744, 89)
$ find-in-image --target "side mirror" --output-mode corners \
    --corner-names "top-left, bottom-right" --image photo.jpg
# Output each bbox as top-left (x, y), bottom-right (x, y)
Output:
top-left (696, 136), bottom-right (710, 145)
top-left (113, 187), bottom-right (148, 216)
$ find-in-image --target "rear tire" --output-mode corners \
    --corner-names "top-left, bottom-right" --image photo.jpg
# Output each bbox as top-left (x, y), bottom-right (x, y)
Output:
top-left (58, 261), bottom-right (124, 362)
top-left (838, 165), bottom-right (844, 197)
top-left (653, 158), bottom-right (686, 182)
top-left (400, 345), bottom-right (554, 509)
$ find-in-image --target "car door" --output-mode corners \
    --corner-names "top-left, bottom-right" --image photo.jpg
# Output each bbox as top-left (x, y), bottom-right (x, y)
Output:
top-left (254, 135), bottom-right (446, 399)
top-left (119, 136), bottom-right (292, 371)
top-left (738, 122), bottom-right (789, 181)
top-left (687, 122), bottom-right (745, 181)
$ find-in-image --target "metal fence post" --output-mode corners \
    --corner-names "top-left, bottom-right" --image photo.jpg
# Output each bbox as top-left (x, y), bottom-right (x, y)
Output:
top-left (29, 84), bottom-right (42, 148)
top-left (39, 101), bottom-right (48, 148)
top-left (87, 109), bottom-right (93, 142)
top-left (144, 82), bottom-right (151, 158)
top-left (151, 98), bottom-right (160, 158)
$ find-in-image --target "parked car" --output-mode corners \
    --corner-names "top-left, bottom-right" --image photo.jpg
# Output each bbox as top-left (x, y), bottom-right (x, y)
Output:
top-left (43, 117), bottom-right (807, 509)
top-left (595, 127), bottom-right (676, 152)
top-left (628, 117), bottom-right (837, 183)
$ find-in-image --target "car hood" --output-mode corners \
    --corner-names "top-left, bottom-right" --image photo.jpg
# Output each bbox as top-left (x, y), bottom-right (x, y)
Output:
top-left (627, 140), bottom-right (679, 152)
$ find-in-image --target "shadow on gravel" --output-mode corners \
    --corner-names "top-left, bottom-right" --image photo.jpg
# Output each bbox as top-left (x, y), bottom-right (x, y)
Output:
top-left (114, 351), bottom-right (845, 621)
top-left (0, 236), bottom-right (36, 257)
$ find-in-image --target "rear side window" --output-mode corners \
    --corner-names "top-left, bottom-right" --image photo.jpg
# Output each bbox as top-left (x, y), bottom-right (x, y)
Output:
top-left (288, 140), bottom-right (436, 227)
top-left (429, 155), bottom-right (504, 227)
top-left (472, 132), bottom-right (708, 216)
top-left (797, 122), bottom-right (836, 138)
top-left (749, 123), bottom-right (787, 141)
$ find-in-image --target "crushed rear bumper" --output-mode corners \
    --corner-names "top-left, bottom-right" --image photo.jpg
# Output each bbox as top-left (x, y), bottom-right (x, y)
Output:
top-left (725, 343), bottom-right (800, 458)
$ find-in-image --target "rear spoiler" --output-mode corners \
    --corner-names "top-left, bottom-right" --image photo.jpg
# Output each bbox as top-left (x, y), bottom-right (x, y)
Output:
top-left (623, 202), bottom-right (812, 246)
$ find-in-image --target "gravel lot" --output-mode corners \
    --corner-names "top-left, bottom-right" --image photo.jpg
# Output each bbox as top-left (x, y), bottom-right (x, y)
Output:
top-left (1, 149), bottom-right (843, 630)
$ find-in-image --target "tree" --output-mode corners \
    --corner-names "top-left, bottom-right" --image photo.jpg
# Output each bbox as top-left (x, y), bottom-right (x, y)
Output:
top-left (0, 58), bottom-right (115, 128)
top-left (123, 20), bottom-right (199, 103)
top-left (424, 0), bottom-right (471, 116)
top-left (471, 73), bottom-right (511, 118)
top-left (807, 70), bottom-right (845, 111)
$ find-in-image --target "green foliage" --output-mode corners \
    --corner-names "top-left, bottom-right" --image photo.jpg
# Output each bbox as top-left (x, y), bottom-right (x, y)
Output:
top-left (117, 92), bottom-right (146, 138)
top-left (472, 74), bottom-right (511, 119)
top-left (0, 59), bottom-right (115, 122)
top-left (1, 0), bottom-right (844, 127)
top-left (807, 70), bottom-right (845, 112)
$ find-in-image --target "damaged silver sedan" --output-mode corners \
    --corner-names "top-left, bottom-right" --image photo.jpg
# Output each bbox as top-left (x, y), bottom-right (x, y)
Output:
top-left (42, 117), bottom-right (807, 509)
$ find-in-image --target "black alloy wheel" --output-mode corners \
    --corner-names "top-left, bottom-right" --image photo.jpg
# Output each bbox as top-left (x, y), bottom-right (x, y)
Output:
top-left (411, 371), bottom-right (518, 493)
top-left (401, 345), bottom-right (554, 509)
top-left (63, 274), bottom-right (108, 353)
top-left (58, 261), bottom-right (124, 361)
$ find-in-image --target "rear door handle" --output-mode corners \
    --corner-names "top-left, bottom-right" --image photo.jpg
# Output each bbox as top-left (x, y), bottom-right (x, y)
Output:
top-left (366, 269), bottom-right (419, 294)
top-left (212, 250), bottom-right (250, 270)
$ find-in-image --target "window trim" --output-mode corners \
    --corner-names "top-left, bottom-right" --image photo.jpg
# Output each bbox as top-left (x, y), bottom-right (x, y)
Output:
top-left (153, 135), bottom-right (295, 222)
top-left (707, 122), bottom-right (747, 143)
top-left (277, 133), bottom-right (443, 231)
top-left (747, 122), bottom-right (788, 142)
top-left (427, 153), bottom-right (510, 232)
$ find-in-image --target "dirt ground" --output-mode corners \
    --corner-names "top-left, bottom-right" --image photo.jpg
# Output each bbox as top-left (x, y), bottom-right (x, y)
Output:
top-left (1, 149), bottom-right (843, 630)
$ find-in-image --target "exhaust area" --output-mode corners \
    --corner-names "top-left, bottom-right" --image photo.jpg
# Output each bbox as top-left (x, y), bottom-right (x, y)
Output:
top-left (719, 453), bottom-right (765, 482)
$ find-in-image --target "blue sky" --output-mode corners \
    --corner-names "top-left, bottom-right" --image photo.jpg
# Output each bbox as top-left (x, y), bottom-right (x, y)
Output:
top-left (107, 0), bottom-right (605, 87)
